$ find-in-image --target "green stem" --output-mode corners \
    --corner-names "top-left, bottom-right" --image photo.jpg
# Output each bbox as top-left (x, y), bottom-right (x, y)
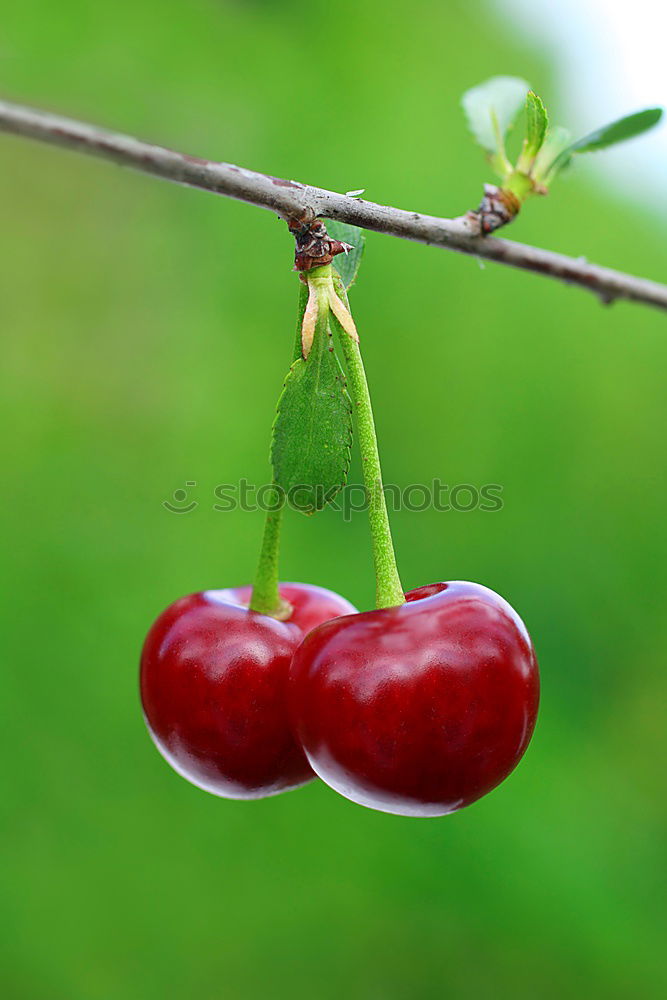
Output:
top-left (504, 169), bottom-right (533, 202)
top-left (330, 271), bottom-right (405, 609)
top-left (249, 485), bottom-right (285, 616)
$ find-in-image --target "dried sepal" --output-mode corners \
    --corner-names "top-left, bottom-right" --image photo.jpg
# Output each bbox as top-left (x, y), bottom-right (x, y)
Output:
top-left (300, 281), bottom-right (319, 358)
top-left (328, 289), bottom-right (359, 342)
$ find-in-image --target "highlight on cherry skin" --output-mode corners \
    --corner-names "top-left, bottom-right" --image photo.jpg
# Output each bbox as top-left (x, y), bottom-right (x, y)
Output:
top-left (289, 581), bottom-right (539, 818)
top-left (140, 582), bottom-right (357, 799)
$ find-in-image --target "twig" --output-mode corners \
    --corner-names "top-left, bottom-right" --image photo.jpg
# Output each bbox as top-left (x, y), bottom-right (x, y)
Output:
top-left (1, 98), bottom-right (666, 313)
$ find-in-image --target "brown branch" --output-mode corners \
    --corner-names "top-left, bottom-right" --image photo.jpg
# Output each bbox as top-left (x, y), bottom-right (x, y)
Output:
top-left (1, 98), bottom-right (666, 312)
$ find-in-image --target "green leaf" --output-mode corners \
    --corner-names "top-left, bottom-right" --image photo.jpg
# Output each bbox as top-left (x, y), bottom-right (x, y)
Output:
top-left (326, 219), bottom-right (366, 289)
top-left (271, 302), bottom-right (352, 515)
top-left (461, 76), bottom-right (530, 153)
top-left (571, 107), bottom-right (663, 153)
top-left (524, 90), bottom-right (548, 157)
top-left (548, 107), bottom-right (663, 176)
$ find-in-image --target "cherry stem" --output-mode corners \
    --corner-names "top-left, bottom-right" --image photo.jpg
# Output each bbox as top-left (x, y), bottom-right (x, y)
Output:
top-left (330, 270), bottom-right (405, 609)
top-left (249, 485), bottom-right (284, 616)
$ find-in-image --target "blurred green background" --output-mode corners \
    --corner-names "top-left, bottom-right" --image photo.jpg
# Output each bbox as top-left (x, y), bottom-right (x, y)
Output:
top-left (2, 1), bottom-right (666, 997)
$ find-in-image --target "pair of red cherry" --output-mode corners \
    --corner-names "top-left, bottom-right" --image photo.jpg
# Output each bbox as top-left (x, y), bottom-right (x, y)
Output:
top-left (140, 578), bottom-right (539, 816)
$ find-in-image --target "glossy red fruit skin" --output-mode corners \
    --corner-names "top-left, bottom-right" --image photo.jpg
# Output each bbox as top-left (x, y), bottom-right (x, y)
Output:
top-left (140, 583), bottom-right (356, 799)
top-left (290, 582), bottom-right (539, 817)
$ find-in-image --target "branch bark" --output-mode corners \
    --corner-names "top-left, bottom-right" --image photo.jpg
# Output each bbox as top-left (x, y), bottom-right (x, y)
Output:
top-left (1, 98), bottom-right (666, 313)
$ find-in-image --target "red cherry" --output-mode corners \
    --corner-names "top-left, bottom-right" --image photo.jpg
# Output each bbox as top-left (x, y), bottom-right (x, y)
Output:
top-left (289, 582), bottom-right (539, 817)
top-left (140, 583), bottom-right (356, 799)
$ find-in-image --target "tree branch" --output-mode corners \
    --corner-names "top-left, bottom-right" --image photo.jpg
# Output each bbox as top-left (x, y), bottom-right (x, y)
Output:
top-left (1, 98), bottom-right (666, 313)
